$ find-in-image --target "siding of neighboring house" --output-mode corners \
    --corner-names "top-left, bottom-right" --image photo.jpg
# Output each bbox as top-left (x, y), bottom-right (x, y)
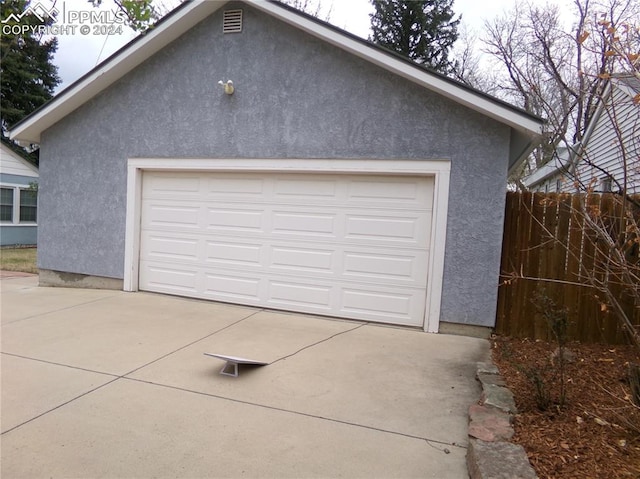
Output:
top-left (522, 150), bottom-right (573, 193)
top-left (0, 144), bottom-right (38, 246)
top-left (531, 172), bottom-right (572, 193)
top-left (36, 3), bottom-right (512, 327)
top-left (524, 78), bottom-right (639, 194)
top-left (575, 84), bottom-right (640, 193)
top-left (528, 167), bottom-right (565, 193)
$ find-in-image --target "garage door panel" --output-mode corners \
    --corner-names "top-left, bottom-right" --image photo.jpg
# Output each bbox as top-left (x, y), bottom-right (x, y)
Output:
top-left (140, 171), bottom-right (434, 327)
top-left (203, 273), bottom-right (262, 301)
top-left (348, 180), bottom-right (418, 202)
top-left (274, 178), bottom-right (338, 199)
top-left (343, 250), bottom-right (427, 284)
top-left (206, 176), bottom-right (265, 196)
top-left (140, 264), bottom-right (198, 293)
top-left (272, 211), bottom-right (337, 237)
top-left (341, 287), bottom-right (421, 325)
top-left (345, 214), bottom-right (428, 245)
top-left (270, 246), bottom-right (335, 273)
top-left (207, 207), bottom-right (265, 232)
top-left (205, 240), bottom-right (263, 267)
top-left (144, 174), bottom-right (201, 198)
top-left (143, 234), bottom-right (200, 261)
top-left (145, 204), bottom-right (201, 228)
top-left (348, 178), bottom-right (433, 205)
top-left (268, 280), bottom-right (334, 310)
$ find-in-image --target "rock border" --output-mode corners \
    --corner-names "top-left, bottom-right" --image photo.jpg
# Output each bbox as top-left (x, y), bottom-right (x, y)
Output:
top-left (466, 362), bottom-right (538, 479)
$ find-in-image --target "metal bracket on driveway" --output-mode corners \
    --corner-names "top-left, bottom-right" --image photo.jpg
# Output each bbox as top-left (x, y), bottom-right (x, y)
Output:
top-left (204, 353), bottom-right (268, 377)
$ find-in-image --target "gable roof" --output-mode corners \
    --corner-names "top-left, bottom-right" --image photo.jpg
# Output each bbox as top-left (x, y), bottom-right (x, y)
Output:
top-left (9, 0), bottom-right (543, 165)
top-left (522, 146), bottom-right (575, 189)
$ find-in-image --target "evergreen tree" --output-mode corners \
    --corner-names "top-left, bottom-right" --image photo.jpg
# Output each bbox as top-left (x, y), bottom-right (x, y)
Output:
top-left (1, 0), bottom-right (60, 137)
top-left (369, 0), bottom-right (460, 73)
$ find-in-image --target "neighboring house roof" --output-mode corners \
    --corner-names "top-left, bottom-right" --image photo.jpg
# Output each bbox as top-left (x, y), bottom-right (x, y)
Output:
top-left (522, 146), bottom-right (575, 189)
top-left (523, 74), bottom-right (640, 191)
top-left (0, 141), bottom-right (39, 178)
top-left (8, 0), bottom-right (543, 168)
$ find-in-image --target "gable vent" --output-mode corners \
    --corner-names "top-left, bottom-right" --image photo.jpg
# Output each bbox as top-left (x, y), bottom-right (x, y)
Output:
top-left (223, 9), bottom-right (243, 33)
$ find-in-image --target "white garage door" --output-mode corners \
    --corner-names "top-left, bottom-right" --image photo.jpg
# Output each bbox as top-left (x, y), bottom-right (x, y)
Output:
top-left (139, 171), bottom-right (434, 326)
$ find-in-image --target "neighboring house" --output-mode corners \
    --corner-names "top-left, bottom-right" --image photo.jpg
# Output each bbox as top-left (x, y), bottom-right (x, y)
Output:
top-left (522, 146), bottom-right (575, 193)
top-left (524, 75), bottom-right (640, 193)
top-left (8, 0), bottom-right (543, 333)
top-left (0, 142), bottom-right (38, 246)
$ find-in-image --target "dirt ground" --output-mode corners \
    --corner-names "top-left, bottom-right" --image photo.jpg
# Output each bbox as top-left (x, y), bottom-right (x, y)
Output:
top-left (492, 336), bottom-right (640, 479)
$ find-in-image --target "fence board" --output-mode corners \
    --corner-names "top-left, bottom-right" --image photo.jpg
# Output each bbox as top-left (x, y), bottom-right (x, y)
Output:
top-left (496, 192), bottom-right (640, 344)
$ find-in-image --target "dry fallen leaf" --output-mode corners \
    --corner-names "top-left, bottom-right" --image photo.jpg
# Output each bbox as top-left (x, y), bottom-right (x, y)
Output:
top-left (595, 417), bottom-right (609, 426)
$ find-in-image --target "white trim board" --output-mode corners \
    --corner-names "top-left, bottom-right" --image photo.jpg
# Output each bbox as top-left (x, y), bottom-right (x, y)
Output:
top-left (124, 158), bottom-right (450, 333)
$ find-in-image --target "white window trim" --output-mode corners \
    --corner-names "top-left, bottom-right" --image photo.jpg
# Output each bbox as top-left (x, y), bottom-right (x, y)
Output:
top-left (123, 158), bottom-right (451, 333)
top-left (0, 183), bottom-right (37, 226)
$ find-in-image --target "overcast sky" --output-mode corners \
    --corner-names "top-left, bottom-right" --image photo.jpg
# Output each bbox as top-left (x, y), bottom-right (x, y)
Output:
top-left (46, 0), bottom-right (562, 92)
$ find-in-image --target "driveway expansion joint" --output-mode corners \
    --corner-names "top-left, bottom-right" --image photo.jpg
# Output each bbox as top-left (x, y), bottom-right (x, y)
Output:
top-left (1, 377), bottom-right (121, 436)
top-left (120, 308), bottom-right (265, 378)
top-left (1, 293), bottom-right (122, 325)
top-left (0, 352), bottom-right (120, 378)
top-left (123, 375), bottom-right (464, 449)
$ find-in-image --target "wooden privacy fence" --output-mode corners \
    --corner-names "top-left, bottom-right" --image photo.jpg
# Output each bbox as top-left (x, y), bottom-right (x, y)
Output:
top-left (496, 192), bottom-right (640, 344)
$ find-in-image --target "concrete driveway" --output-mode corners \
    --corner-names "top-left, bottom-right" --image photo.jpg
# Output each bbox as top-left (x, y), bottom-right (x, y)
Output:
top-left (1, 275), bottom-right (489, 478)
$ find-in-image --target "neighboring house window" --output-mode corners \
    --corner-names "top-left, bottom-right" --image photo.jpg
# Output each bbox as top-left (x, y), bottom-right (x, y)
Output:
top-left (0, 186), bottom-right (37, 224)
top-left (1, 187), bottom-right (13, 222)
top-left (19, 189), bottom-right (37, 222)
top-left (600, 177), bottom-right (612, 193)
top-left (556, 179), bottom-right (562, 192)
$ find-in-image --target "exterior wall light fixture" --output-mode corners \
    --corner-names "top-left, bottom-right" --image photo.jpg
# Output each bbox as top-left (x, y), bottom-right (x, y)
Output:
top-left (218, 80), bottom-right (235, 95)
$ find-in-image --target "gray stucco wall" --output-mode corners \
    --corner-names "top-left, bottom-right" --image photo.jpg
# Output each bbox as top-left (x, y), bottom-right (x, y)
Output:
top-left (38, 3), bottom-right (510, 327)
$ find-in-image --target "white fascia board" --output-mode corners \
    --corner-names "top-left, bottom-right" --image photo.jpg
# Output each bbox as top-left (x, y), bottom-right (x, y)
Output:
top-left (9, 1), bottom-right (227, 144)
top-left (247, 0), bottom-right (543, 137)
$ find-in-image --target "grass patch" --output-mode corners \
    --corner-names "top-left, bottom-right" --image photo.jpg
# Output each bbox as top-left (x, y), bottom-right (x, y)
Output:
top-left (0, 247), bottom-right (37, 274)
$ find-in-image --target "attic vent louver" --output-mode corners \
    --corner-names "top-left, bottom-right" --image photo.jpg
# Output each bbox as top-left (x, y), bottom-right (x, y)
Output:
top-left (223, 9), bottom-right (243, 33)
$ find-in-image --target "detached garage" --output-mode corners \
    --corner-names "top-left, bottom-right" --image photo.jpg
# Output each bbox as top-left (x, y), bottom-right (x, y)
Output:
top-left (9, 0), bottom-right (543, 333)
